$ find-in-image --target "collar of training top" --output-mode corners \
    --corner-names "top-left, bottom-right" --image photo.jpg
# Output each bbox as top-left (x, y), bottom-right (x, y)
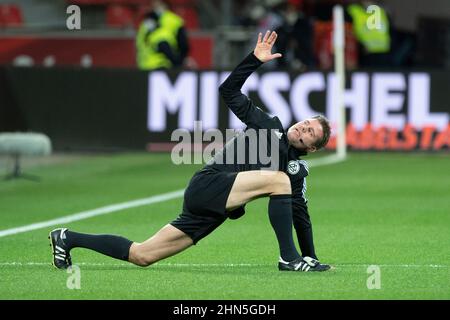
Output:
top-left (288, 144), bottom-right (307, 159)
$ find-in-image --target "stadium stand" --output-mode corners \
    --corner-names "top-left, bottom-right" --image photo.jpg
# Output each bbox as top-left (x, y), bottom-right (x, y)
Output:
top-left (106, 4), bottom-right (135, 28)
top-left (171, 5), bottom-right (198, 30)
top-left (65, 0), bottom-right (199, 30)
top-left (68, 0), bottom-right (149, 4)
top-left (0, 4), bottom-right (23, 28)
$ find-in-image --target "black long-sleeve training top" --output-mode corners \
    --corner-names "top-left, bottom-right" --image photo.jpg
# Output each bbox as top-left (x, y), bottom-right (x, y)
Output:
top-left (205, 52), bottom-right (318, 259)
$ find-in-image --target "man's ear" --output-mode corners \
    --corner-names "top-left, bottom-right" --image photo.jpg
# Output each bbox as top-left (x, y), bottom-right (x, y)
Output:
top-left (307, 146), bottom-right (317, 153)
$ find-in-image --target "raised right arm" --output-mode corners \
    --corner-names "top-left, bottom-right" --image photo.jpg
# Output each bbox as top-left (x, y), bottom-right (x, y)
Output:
top-left (218, 31), bottom-right (282, 126)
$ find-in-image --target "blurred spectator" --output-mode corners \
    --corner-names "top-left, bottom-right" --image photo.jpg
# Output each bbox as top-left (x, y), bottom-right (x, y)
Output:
top-left (347, 0), bottom-right (391, 67)
top-left (256, 0), bottom-right (287, 70)
top-left (283, 1), bottom-right (316, 70)
top-left (248, 0), bottom-right (315, 70)
top-left (136, 0), bottom-right (191, 70)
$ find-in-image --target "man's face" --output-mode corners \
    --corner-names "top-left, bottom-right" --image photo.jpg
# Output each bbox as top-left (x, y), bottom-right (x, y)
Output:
top-left (286, 119), bottom-right (324, 152)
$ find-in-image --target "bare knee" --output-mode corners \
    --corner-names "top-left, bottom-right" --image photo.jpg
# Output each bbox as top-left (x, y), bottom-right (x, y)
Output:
top-left (129, 243), bottom-right (156, 267)
top-left (268, 171), bottom-right (291, 195)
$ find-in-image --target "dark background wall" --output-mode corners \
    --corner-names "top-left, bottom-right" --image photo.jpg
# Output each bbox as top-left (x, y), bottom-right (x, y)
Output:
top-left (0, 67), bottom-right (148, 151)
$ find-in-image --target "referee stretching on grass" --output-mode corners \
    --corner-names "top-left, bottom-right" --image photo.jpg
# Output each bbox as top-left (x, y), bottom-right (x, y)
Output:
top-left (49, 31), bottom-right (331, 272)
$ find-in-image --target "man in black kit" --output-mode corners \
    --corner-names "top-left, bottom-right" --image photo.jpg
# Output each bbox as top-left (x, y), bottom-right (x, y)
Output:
top-left (49, 31), bottom-right (331, 272)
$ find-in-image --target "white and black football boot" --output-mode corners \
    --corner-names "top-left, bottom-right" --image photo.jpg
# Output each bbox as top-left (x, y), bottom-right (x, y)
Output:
top-left (48, 228), bottom-right (72, 269)
top-left (302, 256), bottom-right (331, 272)
top-left (278, 256), bottom-right (331, 272)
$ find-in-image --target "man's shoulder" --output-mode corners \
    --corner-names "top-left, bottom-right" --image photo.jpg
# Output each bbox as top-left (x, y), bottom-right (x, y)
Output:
top-left (242, 105), bottom-right (280, 131)
top-left (287, 159), bottom-right (309, 179)
top-left (272, 116), bottom-right (284, 128)
top-left (250, 114), bottom-right (283, 129)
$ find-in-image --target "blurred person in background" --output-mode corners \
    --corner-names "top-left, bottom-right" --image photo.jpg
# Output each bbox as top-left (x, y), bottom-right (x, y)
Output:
top-left (247, 0), bottom-right (315, 70)
top-left (136, 0), bottom-right (191, 70)
top-left (280, 0), bottom-right (316, 71)
top-left (347, 0), bottom-right (391, 67)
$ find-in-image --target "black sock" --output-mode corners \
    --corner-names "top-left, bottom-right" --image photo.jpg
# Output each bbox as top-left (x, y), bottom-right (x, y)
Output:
top-left (64, 230), bottom-right (133, 261)
top-left (294, 224), bottom-right (318, 260)
top-left (268, 195), bottom-right (301, 262)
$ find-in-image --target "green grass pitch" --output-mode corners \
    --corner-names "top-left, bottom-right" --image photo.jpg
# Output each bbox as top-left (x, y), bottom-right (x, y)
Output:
top-left (0, 152), bottom-right (449, 299)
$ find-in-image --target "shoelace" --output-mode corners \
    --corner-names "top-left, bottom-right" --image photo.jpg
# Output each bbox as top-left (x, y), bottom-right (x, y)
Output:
top-left (303, 257), bottom-right (319, 267)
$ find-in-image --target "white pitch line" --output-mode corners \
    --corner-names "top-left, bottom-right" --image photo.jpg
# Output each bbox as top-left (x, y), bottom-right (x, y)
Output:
top-left (0, 262), bottom-right (447, 268)
top-left (308, 154), bottom-right (346, 167)
top-left (337, 264), bottom-right (448, 268)
top-left (0, 154), bottom-right (346, 239)
top-left (0, 189), bottom-right (185, 238)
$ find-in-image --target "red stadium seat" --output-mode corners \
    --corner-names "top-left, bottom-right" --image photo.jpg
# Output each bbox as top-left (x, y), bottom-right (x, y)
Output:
top-left (68, 0), bottom-right (149, 5)
top-left (0, 4), bottom-right (23, 28)
top-left (134, 5), bottom-right (152, 29)
top-left (106, 4), bottom-right (135, 28)
top-left (172, 6), bottom-right (199, 30)
top-left (66, 0), bottom-right (106, 4)
top-left (166, 0), bottom-right (196, 5)
top-left (313, 21), bottom-right (358, 70)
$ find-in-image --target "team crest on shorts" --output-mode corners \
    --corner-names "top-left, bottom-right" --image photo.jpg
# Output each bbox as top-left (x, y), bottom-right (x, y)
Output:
top-left (287, 160), bottom-right (300, 175)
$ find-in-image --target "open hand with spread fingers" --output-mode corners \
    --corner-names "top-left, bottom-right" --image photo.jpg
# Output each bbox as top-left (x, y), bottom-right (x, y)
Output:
top-left (253, 30), bottom-right (282, 63)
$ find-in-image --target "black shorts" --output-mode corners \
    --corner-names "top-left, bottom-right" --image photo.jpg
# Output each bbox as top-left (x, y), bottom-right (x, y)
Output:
top-left (170, 167), bottom-right (240, 244)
